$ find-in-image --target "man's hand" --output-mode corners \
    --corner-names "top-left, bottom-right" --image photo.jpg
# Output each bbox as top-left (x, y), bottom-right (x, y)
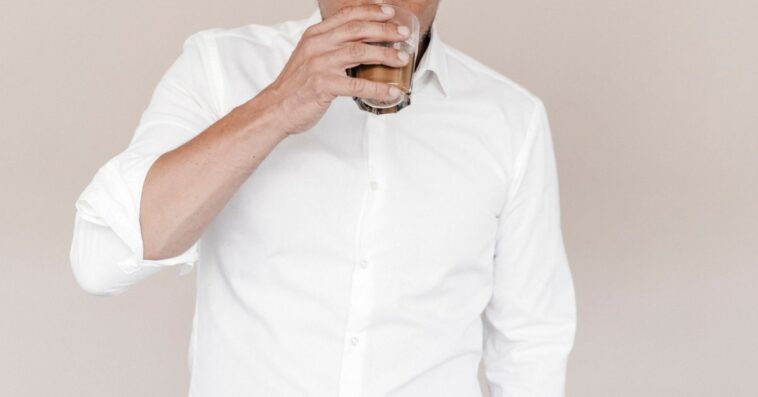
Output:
top-left (261, 4), bottom-right (412, 135)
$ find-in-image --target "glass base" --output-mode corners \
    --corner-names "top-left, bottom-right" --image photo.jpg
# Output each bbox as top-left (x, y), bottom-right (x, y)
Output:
top-left (352, 94), bottom-right (412, 115)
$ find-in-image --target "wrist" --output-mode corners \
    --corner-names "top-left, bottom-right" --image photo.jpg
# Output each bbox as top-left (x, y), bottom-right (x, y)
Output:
top-left (235, 88), bottom-right (291, 141)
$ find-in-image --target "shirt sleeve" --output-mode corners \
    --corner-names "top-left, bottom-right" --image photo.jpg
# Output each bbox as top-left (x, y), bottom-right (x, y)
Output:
top-left (482, 100), bottom-right (578, 396)
top-left (70, 30), bottom-right (220, 295)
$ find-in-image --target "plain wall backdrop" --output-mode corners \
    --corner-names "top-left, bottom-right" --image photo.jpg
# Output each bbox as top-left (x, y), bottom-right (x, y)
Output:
top-left (2, 0), bottom-right (756, 396)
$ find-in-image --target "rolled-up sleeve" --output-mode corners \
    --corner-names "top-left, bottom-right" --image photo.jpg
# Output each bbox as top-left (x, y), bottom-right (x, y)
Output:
top-left (70, 30), bottom-right (220, 295)
top-left (482, 100), bottom-right (577, 396)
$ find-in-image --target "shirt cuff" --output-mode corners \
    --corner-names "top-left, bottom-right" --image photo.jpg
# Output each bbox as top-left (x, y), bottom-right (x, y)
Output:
top-left (75, 152), bottom-right (199, 275)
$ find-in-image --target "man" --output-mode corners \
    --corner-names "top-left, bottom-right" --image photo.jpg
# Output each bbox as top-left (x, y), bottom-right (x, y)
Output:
top-left (70, 1), bottom-right (577, 396)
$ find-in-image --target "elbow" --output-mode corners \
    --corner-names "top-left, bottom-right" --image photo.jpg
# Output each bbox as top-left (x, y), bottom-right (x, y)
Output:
top-left (70, 258), bottom-right (121, 296)
top-left (69, 233), bottom-right (124, 297)
top-left (72, 275), bottom-right (119, 297)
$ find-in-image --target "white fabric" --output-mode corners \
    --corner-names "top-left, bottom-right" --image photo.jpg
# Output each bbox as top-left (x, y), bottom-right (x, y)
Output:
top-left (70, 8), bottom-right (576, 397)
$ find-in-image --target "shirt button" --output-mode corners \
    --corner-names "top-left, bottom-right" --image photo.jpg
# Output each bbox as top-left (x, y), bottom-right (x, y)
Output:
top-left (350, 336), bottom-right (359, 346)
top-left (370, 180), bottom-right (379, 191)
top-left (359, 259), bottom-right (369, 269)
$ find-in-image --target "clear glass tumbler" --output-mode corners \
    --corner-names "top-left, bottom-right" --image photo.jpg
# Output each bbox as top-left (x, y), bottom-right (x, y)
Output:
top-left (345, 4), bottom-right (420, 115)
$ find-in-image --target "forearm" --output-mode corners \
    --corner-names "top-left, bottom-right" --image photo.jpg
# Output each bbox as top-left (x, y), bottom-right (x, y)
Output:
top-left (140, 91), bottom-right (288, 260)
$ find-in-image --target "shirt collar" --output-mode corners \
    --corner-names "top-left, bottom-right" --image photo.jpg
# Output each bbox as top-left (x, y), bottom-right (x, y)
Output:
top-left (413, 20), bottom-right (450, 97)
top-left (297, 8), bottom-right (450, 97)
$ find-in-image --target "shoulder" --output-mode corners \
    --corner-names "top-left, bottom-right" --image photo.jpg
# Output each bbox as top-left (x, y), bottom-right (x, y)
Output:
top-left (444, 44), bottom-right (543, 114)
top-left (176, 19), bottom-right (306, 91)
top-left (183, 17), bottom-right (306, 56)
top-left (442, 45), bottom-right (547, 149)
top-left (162, 21), bottom-right (303, 117)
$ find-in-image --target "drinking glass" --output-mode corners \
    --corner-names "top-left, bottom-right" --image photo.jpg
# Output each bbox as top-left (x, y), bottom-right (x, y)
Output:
top-left (346, 4), bottom-right (420, 115)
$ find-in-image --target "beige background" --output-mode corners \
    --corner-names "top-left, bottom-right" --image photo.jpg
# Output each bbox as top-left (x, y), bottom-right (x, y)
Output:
top-left (2, 0), bottom-right (756, 395)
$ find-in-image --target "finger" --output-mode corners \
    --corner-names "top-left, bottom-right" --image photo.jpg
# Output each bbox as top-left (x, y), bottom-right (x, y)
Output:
top-left (327, 20), bottom-right (410, 45)
top-left (305, 4), bottom-right (395, 37)
top-left (322, 74), bottom-right (404, 102)
top-left (319, 42), bottom-right (410, 70)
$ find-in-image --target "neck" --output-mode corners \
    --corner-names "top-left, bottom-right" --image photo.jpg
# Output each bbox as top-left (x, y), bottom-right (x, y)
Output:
top-left (415, 27), bottom-right (432, 70)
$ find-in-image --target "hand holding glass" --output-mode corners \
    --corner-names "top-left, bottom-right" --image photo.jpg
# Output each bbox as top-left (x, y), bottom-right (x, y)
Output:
top-left (346, 4), bottom-right (420, 114)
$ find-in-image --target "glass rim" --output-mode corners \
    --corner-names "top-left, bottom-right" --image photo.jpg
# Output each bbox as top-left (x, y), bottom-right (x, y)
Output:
top-left (374, 3), bottom-right (420, 20)
top-left (371, 3), bottom-right (420, 47)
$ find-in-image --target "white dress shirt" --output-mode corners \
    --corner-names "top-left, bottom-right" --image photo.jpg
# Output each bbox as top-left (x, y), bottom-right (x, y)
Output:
top-left (70, 8), bottom-right (576, 397)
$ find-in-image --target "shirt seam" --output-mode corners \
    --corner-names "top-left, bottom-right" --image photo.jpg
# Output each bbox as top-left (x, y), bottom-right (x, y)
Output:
top-left (499, 100), bottom-right (544, 217)
top-left (194, 30), bottom-right (227, 118)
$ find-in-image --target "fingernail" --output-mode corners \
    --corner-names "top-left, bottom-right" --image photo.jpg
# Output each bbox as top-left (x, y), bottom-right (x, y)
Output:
top-left (397, 50), bottom-right (409, 62)
top-left (389, 86), bottom-right (402, 98)
top-left (398, 25), bottom-right (410, 36)
top-left (381, 5), bottom-right (394, 15)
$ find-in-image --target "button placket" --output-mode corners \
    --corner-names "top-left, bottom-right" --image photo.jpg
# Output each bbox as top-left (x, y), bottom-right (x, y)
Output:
top-left (337, 113), bottom-right (382, 397)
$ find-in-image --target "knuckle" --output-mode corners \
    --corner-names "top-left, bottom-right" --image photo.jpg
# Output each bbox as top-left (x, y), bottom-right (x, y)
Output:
top-left (325, 25), bottom-right (338, 41)
top-left (347, 42), bottom-right (365, 59)
top-left (349, 77), bottom-right (366, 92)
top-left (345, 20), bottom-right (362, 34)
top-left (374, 82), bottom-right (386, 97)
top-left (301, 37), bottom-right (321, 59)
top-left (337, 6), bottom-right (352, 18)
top-left (386, 47), bottom-right (399, 60)
top-left (303, 25), bottom-right (318, 37)
top-left (300, 38), bottom-right (314, 56)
